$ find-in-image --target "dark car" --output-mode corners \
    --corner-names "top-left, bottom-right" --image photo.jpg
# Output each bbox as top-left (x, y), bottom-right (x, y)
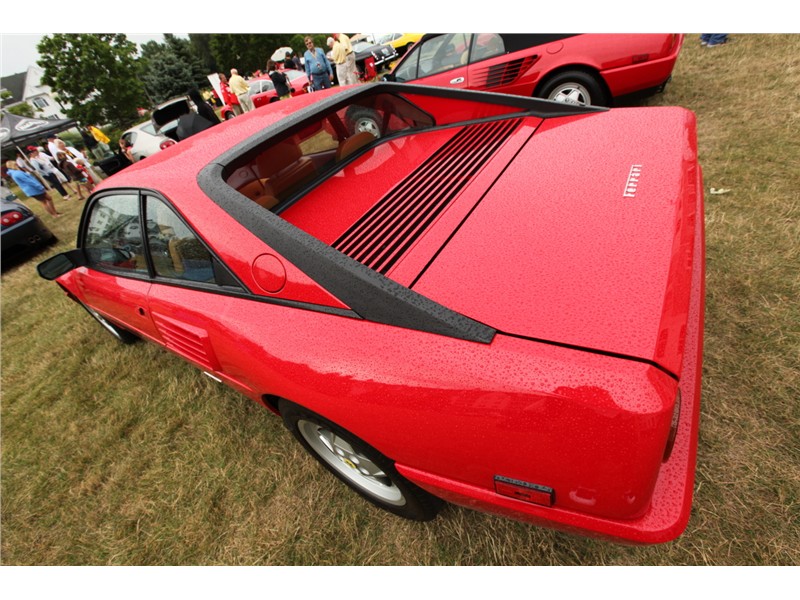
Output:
top-left (1, 194), bottom-right (56, 267)
top-left (351, 39), bottom-right (399, 80)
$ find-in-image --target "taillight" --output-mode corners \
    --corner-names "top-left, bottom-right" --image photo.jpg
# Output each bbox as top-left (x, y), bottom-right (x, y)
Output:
top-left (160, 139), bottom-right (176, 150)
top-left (663, 389), bottom-right (682, 461)
top-left (1, 210), bottom-right (25, 228)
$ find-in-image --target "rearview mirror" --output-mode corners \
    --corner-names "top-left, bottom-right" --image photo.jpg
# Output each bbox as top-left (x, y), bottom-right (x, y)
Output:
top-left (37, 249), bottom-right (86, 281)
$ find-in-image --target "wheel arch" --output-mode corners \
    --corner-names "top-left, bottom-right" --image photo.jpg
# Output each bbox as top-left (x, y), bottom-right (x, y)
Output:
top-left (534, 64), bottom-right (612, 104)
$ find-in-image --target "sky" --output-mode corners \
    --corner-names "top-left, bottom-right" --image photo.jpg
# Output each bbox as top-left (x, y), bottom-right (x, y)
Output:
top-left (1, 34), bottom-right (174, 77)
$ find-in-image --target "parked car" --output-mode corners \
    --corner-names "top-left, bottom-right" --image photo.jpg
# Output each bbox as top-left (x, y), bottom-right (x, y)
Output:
top-left (374, 33), bottom-right (423, 57)
top-left (249, 70), bottom-right (311, 108)
top-left (38, 83), bottom-right (705, 544)
top-left (385, 33), bottom-right (684, 106)
top-left (350, 37), bottom-right (399, 80)
top-left (121, 121), bottom-right (176, 162)
top-left (2, 194), bottom-right (56, 267)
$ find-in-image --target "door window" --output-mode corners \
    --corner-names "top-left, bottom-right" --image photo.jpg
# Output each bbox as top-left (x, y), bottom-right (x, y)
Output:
top-left (145, 196), bottom-right (217, 283)
top-left (418, 33), bottom-right (471, 78)
top-left (84, 194), bottom-right (148, 273)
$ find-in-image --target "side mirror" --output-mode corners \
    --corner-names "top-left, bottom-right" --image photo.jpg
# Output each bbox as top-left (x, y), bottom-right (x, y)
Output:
top-left (37, 249), bottom-right (86, 281)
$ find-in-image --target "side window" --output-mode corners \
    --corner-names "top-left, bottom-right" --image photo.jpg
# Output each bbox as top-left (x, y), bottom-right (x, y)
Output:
top-left (418, 33), bottom-right (471, 77)
top-left (394, 45), bottom-right (420, 81)
top-left (145, 196), bottom-right (216, 283)
top-left (123, 132), bottom-right (137, 145)
top-left (84, 194), bottom-right (148, 273)
top-left (471, 33), bottom-right (505, 62)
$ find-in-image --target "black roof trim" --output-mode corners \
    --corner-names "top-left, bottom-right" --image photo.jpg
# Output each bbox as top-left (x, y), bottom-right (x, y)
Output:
top-left (197, 84), bottom-right (600, 344)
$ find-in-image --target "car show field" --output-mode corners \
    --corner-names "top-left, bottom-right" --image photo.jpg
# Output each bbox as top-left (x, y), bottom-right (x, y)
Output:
top-left (1, 34), bottom-right (798, 567)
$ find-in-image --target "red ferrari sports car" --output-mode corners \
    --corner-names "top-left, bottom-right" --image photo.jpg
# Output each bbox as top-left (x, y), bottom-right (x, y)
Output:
top-left (249, 70), bottom-right (311, 108)
top-left (39, 83), bottom-right (705, 544)
top-left (385, 33), bottom-right (684, 106)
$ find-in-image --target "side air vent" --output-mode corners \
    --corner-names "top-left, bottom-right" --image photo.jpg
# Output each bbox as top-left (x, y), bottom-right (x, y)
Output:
top-left (476, 56), bottom-right (539, 89)
top-left (152, 313), bottom-right (220, 371)
top-left (333, 118), bottom-right (521, 275)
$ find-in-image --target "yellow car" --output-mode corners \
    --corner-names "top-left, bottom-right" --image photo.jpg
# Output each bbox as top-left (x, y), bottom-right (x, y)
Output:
top-left (374, 33), bottom-right (423, 57)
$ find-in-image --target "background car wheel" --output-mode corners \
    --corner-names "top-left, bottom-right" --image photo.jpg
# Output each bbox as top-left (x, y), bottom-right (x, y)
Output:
top-left (279, 399), bottom-right (443, 521)
top-left (80, 303), bottom-right (139, 344)
top-left (345, 107), bottom-right (383, 138)
top-left (537, 70), bottom-right (608, 107)
top-left (223, 111), bottom-right (235, 120)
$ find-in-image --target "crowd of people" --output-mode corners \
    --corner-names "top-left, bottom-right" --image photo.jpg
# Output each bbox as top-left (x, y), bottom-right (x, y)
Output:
top-left (3, 34), bottom-right (366, 219)
top-left (3, 134), bottom-right (104, 218)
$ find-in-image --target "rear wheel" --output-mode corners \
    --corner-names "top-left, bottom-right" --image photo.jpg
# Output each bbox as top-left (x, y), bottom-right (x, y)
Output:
top-left (345, 106), bottom-right (383, 138)
top-left (279, 399), bottom-right (442, 520)
top-left (80, 303), bottom-right (139, 344)
top-left (537, 70), bottom-right (608, 107)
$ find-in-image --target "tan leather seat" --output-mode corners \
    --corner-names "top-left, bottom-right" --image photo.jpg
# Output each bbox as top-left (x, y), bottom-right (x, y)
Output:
top-left (336, 132), bottom-right (375, 161)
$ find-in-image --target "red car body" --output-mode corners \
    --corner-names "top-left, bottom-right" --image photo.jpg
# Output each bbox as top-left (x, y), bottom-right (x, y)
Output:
top-left (39, 83), bottom-right (704, 544)
top-left (387, 33), bottom-right (684, 106)
top-left (249, 70), bottom-right (311, 108)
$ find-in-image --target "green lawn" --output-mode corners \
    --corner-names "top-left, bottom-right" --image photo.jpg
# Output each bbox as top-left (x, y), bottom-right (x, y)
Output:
top-left (1, 34), bottom-right (798, 566)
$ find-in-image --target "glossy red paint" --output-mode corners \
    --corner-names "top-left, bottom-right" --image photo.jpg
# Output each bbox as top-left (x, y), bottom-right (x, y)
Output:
top-left (389, 33), bottom-right (683, 106)
top-left (42, 84), bottom-right (704, 543)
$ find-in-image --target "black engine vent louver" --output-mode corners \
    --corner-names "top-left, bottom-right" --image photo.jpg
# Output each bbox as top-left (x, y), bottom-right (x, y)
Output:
top-left (333, 118), bottom-right (521, 275)
top-left (479, 56), bottom-right (538, 89)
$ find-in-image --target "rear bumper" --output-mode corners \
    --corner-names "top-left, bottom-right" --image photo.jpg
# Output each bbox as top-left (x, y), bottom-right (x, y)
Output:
top-left (397, 170), bottom-right (705, 545)
top-left (1, 216), bottom-right (55, 261)
top-left (603, 34), bottom-right (684, 98)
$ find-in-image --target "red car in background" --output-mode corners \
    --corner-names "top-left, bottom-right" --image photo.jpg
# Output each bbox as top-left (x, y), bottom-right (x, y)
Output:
top-left (249, 70), bottom-right (311, 108)
top-left (38, 83), bottom-right (704, 544)
top-left (386, 33), bottom-right (684, 106)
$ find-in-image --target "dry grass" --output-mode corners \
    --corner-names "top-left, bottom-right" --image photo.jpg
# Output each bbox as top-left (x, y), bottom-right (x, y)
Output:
top-left (2, 34), bottom-right (799, 565)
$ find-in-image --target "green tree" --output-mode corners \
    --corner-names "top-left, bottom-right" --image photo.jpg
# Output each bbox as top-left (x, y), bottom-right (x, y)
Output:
top-left (36, 34), bottom-right (148, 128)
top-left (139, 35), bottom-right (211, 103)
top-left (209, 34), bottom-right (290, 75)
top-left (189, 34), bottom-right (219, 75)
top-left (4, 103), bottom-right (36, 118)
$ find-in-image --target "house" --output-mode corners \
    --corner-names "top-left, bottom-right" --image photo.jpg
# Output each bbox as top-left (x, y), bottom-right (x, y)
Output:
top-left (1, 66), bottom-right (69, 120)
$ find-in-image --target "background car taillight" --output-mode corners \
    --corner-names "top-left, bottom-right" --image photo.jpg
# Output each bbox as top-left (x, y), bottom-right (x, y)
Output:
top-left (160, 139), bottom-right (176, 150)
top-left (1, 211), bottom-right (25, 229)
top-left (663, 389), bottom-right (682, 461)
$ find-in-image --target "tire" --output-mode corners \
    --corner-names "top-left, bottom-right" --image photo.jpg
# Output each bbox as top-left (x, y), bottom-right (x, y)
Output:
top-left (80, 302), bottom-right (139, 344)
top-left (279, 399), bottom-right (443, 521)
top-left (345, 106), bottom-right (383, 138)
top-left (223, 110), bottom-right (235, 120)
top-left (537, 70), bottom-right (608, 107)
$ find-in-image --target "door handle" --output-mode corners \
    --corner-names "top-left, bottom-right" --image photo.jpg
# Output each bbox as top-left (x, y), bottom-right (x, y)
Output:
top-left (450, 77), bottom-right (465, 84)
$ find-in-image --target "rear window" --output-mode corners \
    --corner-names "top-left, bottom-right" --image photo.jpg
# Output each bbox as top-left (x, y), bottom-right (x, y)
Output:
top-left (224, 92), bottom-right (435, 212)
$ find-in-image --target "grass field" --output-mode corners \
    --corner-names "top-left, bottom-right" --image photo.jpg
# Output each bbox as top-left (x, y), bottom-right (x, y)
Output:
top-left (1, 34), bottom-right (798, 566)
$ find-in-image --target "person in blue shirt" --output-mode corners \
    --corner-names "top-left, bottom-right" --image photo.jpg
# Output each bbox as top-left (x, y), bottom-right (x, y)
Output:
top-left (4, 161), bottom-right (61, 217)
top-left (303, 36), bottom-right (334, 91)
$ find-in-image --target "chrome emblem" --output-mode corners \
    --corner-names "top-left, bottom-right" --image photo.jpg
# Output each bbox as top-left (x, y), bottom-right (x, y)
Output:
top-left (623, 164), bottom-right (643, 198)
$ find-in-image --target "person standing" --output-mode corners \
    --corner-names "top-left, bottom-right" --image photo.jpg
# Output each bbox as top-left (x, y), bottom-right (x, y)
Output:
top-left (266, 60), bottom-right (292, 100)
top-left (229, 68), bottom-right (254, 112)
top-left (219, 73), bottom-right (242, 116)
top-left (56, 151), bottom-right (93, 199)
top-left (188, 88), bottom-right (221, 125)
top-left (333, 33), bottom-right (358, 85)
top-left (4, 161), bottom-right (61, 217)
top-left (304, 36), bottom-right (334, 91)
top-left (27, 147), bottom-right (73, 199)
